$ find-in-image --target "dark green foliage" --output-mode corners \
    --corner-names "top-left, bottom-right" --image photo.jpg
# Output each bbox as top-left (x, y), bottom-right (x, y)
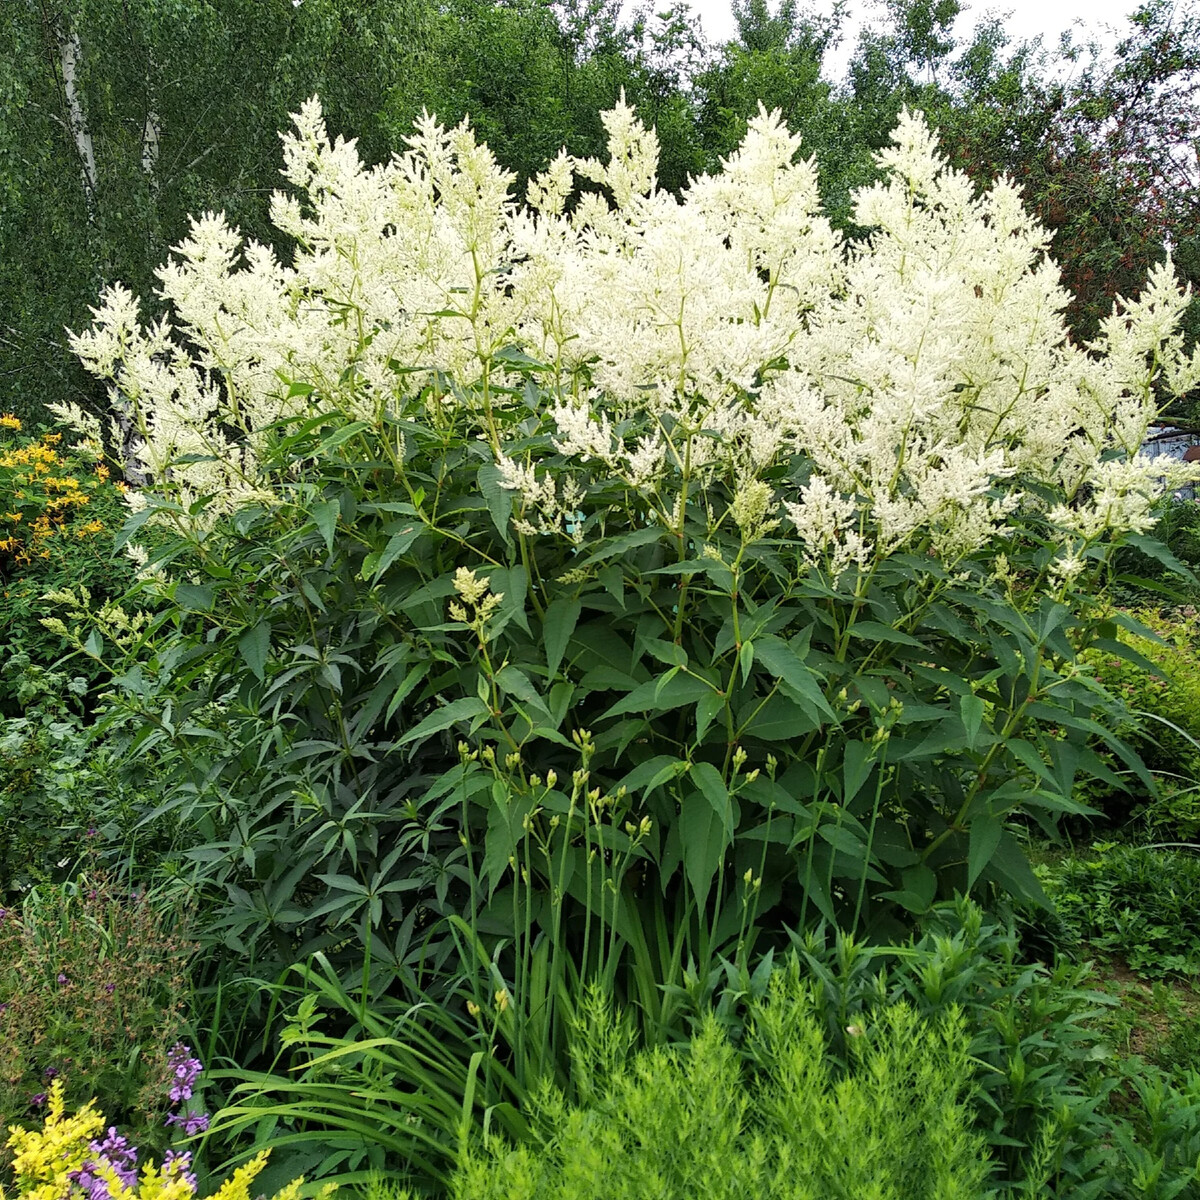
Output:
top-left (88, 388), bottom-right (1141, 1001)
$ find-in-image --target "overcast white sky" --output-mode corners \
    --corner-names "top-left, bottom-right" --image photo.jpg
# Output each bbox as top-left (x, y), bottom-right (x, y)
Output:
top-left (677, 0), bottom-right (1144, 79)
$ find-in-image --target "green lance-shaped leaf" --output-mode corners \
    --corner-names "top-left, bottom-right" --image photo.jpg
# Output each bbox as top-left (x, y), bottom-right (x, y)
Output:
top-left (238, 621), bottom-right (272, 681)
top-left (397, 697), bottom-right (489, 747)
top-left (311, 498), bottom-right (339, 553)
top-left (542, 596), bottom-right (581, 678)
top-left (753, 636), bottom-right (836, 723)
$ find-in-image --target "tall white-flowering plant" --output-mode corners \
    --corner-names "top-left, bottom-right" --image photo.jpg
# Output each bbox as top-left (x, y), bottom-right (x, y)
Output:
top-left (60, 98), bottom-right (1199, 575)
top-left (49, 97), bottom-right (1200, 1008)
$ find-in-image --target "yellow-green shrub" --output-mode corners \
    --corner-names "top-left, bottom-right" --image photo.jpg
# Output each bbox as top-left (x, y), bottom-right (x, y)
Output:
top-left (0, 1080), bottom-right (326, 1200)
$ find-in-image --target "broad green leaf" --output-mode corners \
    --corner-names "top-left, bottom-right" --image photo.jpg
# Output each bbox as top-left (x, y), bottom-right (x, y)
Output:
top-left (960, 693), bottom-right (985, 751)
top-left (238, 621), bottom-right (271, 682)
top-left (691, 762), bottom-right (733, 838)
top-left (981, 832), bottom-right (1048, 906)
top-left (543, 597), bottom-right (581, 678)
top-left (642, 637), bottom-right (687, 669)
top-left (967, 810), bottom-right (1002, 888)
top-left (372, 524), bottom-right (421, 580)
top-left (1006, 738), bottom-right (1053, 783)
top-left (316, 420), bottom-right (370, 455)
top-left (754, 636), bottom-right (836, 722)
top-left (488, 565), bottom-right (531, 636)
top-left (397, 697), bottom-right (489, 747)
top-left (385, 662), bottom-right (430, 722)
top-left (842, 740), bottom-right (874, 805)
top-left (174, 582), bottom-right (214, 612)
top-left (600, 672), bottom-right (712, 720)
top-left (312, 498), bottom-right (339, 553)
top-left (618, 756), bottom-right (685, 798)
top-left (739, 694), bottom-right (823, 741)
top-left (483, 780), bottom-right (533, 897)
top-left (739, 640), bottom-right (755, 687)
top-left (477, 463), bottom-right (514, 545)
top-left (694, 691), bottom-right (724, 744)
top-left (848, 620), bottom-right (924, 648)
top-left (817, 823), bottom-right (865, 858)
top-left (681, 800), bottom-right (726, 911)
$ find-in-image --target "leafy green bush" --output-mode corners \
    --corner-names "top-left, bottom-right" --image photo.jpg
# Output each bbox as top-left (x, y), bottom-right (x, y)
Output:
top-left (51, 101), bottom-right (1200, 1151)
top-left (0, 418), bottom-right (133, 714)
top-left (1036, 843), bottom-right (1200, 979)
top-left (1079, 607), bottom-right (1200, 838)
top-left (0, 655), bottom-right (154, 895)
top-left (0, 871), bottom-right (194, 1142)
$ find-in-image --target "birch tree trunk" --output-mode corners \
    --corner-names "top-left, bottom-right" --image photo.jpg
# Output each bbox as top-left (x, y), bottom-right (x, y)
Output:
top-left (56, 17), bottom-right (97, 221)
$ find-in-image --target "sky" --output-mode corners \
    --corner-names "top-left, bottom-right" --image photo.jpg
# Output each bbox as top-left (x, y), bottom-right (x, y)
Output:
top-left (677, 0), bottom-right (1143, 80)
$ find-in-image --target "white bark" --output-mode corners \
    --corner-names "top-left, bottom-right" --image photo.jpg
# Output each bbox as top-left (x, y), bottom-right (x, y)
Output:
top-left (141, 108), bottom-right (160, 180)
top-left (57, 23), bottom-right (97, 220)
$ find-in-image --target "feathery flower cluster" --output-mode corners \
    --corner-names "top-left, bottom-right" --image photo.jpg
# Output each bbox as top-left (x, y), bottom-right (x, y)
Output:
top-left (59, 98), bottom-right (1200, 583)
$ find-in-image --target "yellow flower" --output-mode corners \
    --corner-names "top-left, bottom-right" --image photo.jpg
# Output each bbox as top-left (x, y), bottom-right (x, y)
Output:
top-left (0, 413), bottom-right (20, 430)
top-left (3, 1080), bottom-right (105, 1200)
top-left (0, 1090), bottom-right (329, 1200)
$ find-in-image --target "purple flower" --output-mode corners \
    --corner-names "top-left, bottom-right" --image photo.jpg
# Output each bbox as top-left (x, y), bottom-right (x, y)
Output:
top-left (166, 1043), bottom-right (202, 1105)
top-left (71, 1127), bottom-right (139, 1200)
top-left (0, 1003), bottom-right (8, 1016)
top-left (104, 983), bottom-right (116, 995)
top-left (57, 973), bottom-right (69, 986)
top-left (86, 827), bottom-right (98, 838)
top-left (43, 1067), bottom-right (58, 1081)
top-left (91, 1127), bottom-right (138, 1174)
top-left (165, 1110), bottom-right (210, 1137)
top-left (30, 1093), bottom-right (46, 1108)
top-left (163, 1150), bottom-right (198, 1191)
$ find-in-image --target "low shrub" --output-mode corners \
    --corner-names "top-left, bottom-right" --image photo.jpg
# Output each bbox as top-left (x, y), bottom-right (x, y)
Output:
top-left (441, 977), bottom-right (992, 1200)
top-left (1035, 842), bottom-right (1200, 980)
top-left (0, 1079), bottom-right (321, 1200)
top-left (0, 872), bottom-right (195, 1142)
top-left (0, 656), bottom-right (151, 895)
